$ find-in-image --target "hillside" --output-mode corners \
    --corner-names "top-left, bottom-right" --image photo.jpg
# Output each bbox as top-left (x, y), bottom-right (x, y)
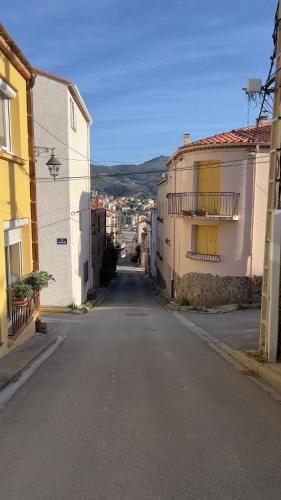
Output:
top-left (90, 156), bottom-right (168, 198)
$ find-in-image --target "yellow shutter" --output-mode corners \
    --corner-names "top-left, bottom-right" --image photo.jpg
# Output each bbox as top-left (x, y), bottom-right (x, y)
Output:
top-left (196, 226), bottom-right (207, 253)
top-left (207, 226), bottom-right (218, 255)
top-left (196, 225), bottom-right (218, 255)
top-left (198, 161), bottom-right (220, 192)
top-left (198, 161), bottom-right (221, 213)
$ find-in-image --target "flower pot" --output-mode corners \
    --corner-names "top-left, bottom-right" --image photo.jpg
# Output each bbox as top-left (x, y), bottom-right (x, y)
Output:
top-left (14, 297), bottom-right (29, 306)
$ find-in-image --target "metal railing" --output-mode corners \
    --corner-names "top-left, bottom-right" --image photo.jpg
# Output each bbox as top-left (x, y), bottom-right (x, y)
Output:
top-left (167, 192), bottom-right (239, 219)
top-left (9, 289), bottom-right (40, 337)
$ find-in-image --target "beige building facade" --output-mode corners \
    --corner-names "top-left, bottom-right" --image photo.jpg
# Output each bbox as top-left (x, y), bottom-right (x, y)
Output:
top-left (157, 119), bottom-right (271, 306)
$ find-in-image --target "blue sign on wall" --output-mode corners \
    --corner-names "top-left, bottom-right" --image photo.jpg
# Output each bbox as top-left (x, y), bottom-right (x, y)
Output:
top-left (57, 238), bottom-right (67, 245)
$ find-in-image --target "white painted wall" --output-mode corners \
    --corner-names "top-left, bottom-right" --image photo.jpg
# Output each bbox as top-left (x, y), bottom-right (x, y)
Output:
top-left (33, 74), bottom-right (92, 307)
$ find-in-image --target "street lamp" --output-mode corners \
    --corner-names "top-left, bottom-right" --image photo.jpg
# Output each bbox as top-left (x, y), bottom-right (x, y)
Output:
top-left (46, 151), bottom-right (61, 180)
top-left (35, 146), bottom-right (61, 180)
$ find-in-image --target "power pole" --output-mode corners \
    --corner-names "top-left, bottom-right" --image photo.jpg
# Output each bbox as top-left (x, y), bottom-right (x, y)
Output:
top-left (260, 2), bottom-right (281, 361)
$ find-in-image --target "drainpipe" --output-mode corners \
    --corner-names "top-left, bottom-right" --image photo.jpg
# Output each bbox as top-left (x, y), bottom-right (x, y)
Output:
top-left (27, 75), bottom-right (39, 272)
top-left (248, 146), bottom-right (258, 302)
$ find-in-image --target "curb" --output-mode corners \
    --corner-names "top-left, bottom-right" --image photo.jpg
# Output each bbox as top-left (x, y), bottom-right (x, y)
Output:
top-left (0, 335), bottom-right (66, 407)
top-left (89, 279), bottom-right (115, 311)
top-left (174, 311), bottom-right (281, 399)
top-left (147, 278), bottom-right (281, 399)
top-left (40, 307), bottom-right (72, 313)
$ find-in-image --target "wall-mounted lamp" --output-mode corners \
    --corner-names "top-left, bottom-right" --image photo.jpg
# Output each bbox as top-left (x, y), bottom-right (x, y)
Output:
top-left (35, 146), bottom-right (62, 180)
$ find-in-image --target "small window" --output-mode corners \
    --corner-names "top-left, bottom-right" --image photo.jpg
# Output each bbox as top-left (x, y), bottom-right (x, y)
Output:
top-left (0, 94), bottom-right (11, 152)
top-left (79, 211), bottom-right (83, 231)
top-left (70, 99), bottom-right (77, 132)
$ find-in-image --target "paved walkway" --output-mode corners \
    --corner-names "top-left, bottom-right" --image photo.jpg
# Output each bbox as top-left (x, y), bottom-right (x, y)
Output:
top-left (181, 308), bottom-right (260, 351)
top-left (1, 267), bottom-right (281, 499)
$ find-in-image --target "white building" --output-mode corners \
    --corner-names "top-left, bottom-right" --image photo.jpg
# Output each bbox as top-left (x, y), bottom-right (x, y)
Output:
top-left (33, 68), bottom-right (92, 307)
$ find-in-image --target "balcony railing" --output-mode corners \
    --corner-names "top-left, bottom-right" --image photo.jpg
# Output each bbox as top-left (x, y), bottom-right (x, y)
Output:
top-left (167, 192), bottom-right (239, 219)
top-left (9, 288), bottom-right (40, 338)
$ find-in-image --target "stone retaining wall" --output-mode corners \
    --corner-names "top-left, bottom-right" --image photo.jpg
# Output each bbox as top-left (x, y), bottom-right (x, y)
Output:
top-left (175, 272), bottom-right (262, 307)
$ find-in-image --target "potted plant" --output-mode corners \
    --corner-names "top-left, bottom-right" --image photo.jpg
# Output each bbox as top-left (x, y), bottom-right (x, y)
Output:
top-left (183, 210), bottom-right (193, 217)
top-left (194, 208), bottom-right (206, 216)
top-left (25, 271), bottom-right (55, 294)
top-left (14, 279), bottom-right (34, 306)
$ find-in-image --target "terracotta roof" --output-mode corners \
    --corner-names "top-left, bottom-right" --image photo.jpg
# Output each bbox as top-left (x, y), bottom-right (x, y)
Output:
top-left (180, 119), bottom-right (271, 149)
top-left (33, 67), bottom-right (72, 85)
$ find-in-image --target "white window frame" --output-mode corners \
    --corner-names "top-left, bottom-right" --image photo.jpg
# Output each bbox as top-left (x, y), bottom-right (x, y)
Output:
top-left (0, 78), bottom-right (16, 154)
top-left (0, 94), bottom-right (11, 153)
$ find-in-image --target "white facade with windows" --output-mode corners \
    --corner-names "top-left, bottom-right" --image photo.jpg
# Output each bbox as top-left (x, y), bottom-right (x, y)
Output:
top-left (33, 70), bottom-right (92, 307)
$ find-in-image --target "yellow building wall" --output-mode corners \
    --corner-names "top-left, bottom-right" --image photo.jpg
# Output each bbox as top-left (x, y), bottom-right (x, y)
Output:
top-left (0, 51), bottom-right (34, 353)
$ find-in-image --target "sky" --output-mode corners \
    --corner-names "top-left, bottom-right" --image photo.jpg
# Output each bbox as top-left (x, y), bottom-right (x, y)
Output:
top-left (2, 0), bottom-right (277, 164)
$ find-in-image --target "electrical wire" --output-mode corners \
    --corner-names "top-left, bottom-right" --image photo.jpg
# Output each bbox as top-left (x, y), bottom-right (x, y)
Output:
top-left (36, 157), bottom-right (271, 183)
top-left (254, 1), bottom-right (279, 140)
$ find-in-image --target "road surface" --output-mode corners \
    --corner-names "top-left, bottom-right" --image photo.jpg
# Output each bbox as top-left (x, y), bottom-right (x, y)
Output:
top-left (1, 266), bottom-right (281, 499)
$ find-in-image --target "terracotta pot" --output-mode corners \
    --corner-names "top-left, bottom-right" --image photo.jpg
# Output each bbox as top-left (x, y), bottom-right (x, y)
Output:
top-left (14, 297), bottom-right (29, 306)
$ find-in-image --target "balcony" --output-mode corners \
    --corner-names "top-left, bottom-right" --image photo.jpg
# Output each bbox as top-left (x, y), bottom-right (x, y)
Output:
top-left (167, 192), bottom-right (239, 220)
top-left (8, 288), bottom-right (40, 339)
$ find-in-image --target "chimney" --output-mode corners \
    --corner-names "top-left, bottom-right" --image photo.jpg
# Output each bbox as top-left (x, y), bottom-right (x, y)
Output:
top-left (256, 114), bottom-right (268, 125)
top-left (183, 132), bottom-right (191, 145)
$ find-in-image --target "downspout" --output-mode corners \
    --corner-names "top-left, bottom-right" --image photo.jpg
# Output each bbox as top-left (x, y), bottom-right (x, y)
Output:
top-left (248, 146), bottom-right (258, 302)
top-left (27, 74), bottom-right (39, 272)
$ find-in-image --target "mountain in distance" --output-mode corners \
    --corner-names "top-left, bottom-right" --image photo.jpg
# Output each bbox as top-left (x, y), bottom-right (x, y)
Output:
top-left (90, 156), bottom-right (169, 198)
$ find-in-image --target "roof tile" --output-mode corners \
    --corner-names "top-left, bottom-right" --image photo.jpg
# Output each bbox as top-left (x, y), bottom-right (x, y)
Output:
top-left (180, 120), bottom-right (271, 148)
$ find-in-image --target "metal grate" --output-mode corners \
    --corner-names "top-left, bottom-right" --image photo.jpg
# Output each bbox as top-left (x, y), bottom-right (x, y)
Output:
top-left (186, 251), bottom-right (222, 262)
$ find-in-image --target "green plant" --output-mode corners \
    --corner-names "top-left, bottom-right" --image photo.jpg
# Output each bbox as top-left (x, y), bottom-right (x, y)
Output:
top-left (14, 279), bottom-right (34, 298)
top-left (179, 297), bottom-right (189, 306)
top-left (25, 271), bottom-right (55, 292)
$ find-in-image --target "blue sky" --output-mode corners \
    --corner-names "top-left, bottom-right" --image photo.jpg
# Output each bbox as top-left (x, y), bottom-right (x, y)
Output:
top-left (2, 0), bottom-right (277, 163)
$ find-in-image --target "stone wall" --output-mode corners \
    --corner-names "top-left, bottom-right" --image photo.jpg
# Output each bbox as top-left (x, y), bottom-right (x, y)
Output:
top-left (175, 272), bottom-right (262, 307)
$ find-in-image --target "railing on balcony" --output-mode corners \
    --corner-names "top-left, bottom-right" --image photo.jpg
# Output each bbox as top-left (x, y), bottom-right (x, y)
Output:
top-left (9, 288), bottom-right (40, 337)
top-left (167, 192), bottom-right (239, 219)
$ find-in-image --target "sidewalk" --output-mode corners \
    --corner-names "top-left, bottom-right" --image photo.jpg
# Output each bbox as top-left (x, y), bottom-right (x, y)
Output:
top-left (0, 331), bottom-right (62, 393)
top-left (176, 307), bottom-right (281, 397)
top-left (182, 308), bottom-right (260, 351)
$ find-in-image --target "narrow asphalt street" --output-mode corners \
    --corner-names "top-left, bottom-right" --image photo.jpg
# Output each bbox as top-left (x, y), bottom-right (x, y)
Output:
top-left (2, 266), bottom-right (281, 499)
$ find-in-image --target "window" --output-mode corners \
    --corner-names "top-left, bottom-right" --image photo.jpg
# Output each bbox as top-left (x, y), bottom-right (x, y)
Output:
top-left (79, 211), bottom-right (83, 231)
top-left (0, 94), bottom-right (11, 152)
top-left (0, 78), bottom-right (16, 153)
top-left (70, 98), bottom-right (77, 132)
